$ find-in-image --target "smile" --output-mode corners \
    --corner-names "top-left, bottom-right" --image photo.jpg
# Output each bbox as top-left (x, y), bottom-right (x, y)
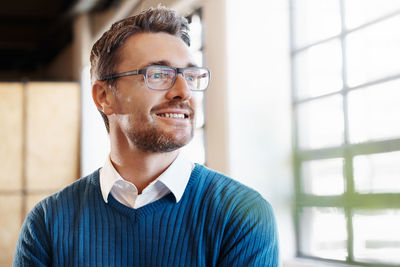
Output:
top-left (156, 113), bottom-right (188, 119)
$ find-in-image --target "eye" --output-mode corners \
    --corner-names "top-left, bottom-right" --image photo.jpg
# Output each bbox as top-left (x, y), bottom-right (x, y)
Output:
top-left (149, 72), bottom-right (164, 79)
top-left (148, 67), bottom-right (175, 81)
top-left (184, 70), bottom-right (201, 82)
top-left (185, 74), bottom-right (196, 81)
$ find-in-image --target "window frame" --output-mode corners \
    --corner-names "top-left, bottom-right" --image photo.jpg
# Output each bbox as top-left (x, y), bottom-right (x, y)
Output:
top-left (289, 0), bottom-right (400, 266)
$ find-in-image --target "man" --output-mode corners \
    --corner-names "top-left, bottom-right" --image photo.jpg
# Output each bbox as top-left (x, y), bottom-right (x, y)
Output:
top-left (14, 6), bottom-right (279, 266)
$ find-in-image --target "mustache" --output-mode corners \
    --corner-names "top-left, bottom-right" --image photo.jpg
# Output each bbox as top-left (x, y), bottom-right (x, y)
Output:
top-left (151, 100), bottom-right (195, 116)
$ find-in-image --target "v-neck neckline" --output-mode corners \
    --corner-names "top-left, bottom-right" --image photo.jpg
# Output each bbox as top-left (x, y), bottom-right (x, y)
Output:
top-left (91, 163), bottom-right (203, 221)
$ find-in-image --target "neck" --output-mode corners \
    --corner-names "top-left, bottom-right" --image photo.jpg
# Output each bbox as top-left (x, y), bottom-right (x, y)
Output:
top-left (109, 135), bottom-right (179, 194)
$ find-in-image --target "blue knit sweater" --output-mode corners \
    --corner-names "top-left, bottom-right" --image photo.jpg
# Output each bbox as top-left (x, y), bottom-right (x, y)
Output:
top-left (14, 164), bottom-right (279, 266)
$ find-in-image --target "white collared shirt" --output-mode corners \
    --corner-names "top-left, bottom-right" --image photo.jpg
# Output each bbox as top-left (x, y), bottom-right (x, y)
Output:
top-left (99, 153), bottom-right (194, 209)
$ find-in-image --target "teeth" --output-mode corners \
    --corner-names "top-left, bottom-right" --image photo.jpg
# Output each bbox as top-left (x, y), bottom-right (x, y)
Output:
top-left (160, 113), bottom-right (185, 119)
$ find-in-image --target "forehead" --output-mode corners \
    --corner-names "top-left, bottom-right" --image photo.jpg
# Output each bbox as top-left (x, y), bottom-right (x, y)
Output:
top-left (116, 32), bottom-right (193, 71)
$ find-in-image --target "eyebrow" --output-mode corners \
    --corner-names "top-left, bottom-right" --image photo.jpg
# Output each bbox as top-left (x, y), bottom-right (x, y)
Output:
top-left (141, 60), bottom-right (198, 69)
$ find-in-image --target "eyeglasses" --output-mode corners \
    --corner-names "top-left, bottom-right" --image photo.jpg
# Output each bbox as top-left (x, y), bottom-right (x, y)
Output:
top-left (100, 65), bottom-right (210, 91)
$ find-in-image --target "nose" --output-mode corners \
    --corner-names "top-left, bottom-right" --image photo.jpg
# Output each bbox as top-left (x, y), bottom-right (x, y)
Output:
top-left (165, 73), bottom-right (192, 101)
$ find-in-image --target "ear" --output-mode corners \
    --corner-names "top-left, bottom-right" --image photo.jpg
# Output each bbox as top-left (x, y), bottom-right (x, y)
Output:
top-left (92, 80), bottom-right (115, 115)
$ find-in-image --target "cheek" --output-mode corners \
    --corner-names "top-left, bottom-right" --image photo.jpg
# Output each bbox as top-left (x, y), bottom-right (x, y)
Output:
top-left (123, 97), bottom-right (155, 124)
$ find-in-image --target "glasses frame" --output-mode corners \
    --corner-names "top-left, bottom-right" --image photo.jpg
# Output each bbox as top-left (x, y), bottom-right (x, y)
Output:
top-left (100, 65), bottom-right (210, 91)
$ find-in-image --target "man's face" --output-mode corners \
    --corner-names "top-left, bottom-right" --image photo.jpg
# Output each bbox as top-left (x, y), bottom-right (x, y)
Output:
top-left (109, 32), bottom-right (199, 153)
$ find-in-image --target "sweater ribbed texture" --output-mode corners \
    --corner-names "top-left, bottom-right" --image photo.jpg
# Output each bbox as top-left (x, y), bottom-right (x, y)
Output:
top-left (14, 164), bottom-right (279, 266)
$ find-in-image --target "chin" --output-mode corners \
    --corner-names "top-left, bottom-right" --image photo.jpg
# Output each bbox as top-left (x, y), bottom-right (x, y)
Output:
top-left (129, 128), bottom-right (194, 153)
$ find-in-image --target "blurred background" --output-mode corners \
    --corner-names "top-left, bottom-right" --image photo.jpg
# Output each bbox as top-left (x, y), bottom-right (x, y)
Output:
top-left (1, 0), bottom-right (399, 266)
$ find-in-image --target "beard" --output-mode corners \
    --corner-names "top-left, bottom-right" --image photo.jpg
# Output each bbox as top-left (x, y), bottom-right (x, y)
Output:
top-left (128, 122), bottom-right (194, 153)
top-left (126, 100), bottom-right (195, 153)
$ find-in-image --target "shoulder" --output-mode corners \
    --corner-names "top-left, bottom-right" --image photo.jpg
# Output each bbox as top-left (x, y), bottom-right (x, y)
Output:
top-left (192, 164), bottom-right (268, 202)
top-left (14, 170), bottom-right (101, 265)
top-left (189, 165), bottom-right (279, 264)
top-left (193, 166), bottom-right (279, 264)
top-left (190, 164), bottom-right (275, 221)
top-left (27, 169), bottom-right (100, 222)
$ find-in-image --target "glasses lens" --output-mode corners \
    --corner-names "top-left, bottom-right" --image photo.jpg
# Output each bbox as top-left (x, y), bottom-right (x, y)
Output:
top-left (146, 66), bottom-right (176, 90)
top-left (183, 68), bottom-right (210, 91)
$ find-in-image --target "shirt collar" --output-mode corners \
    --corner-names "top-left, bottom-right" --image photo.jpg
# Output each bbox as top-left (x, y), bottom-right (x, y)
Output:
top-left (100, 155), bottom-right (124, 203)
top-left (99, 153), bottom-right (193, 204)
top-left (156, 153), bottom-right (193, 202)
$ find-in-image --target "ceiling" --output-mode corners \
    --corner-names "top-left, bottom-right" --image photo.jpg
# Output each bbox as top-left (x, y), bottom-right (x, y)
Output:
top-left (0, 0), bottom-right (117, 73)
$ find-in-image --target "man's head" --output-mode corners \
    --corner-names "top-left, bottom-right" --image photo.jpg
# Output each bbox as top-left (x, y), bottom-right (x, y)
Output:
top-left (90, 6), bottom-right (191, 133)
top-left (90, 6), bottom-right (208, 153)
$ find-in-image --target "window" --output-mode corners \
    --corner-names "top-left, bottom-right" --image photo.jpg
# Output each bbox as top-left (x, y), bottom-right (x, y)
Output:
top-left (290, 1), bottom-right (400, 266)
top-left (181, 9), bottom-right (207, 164)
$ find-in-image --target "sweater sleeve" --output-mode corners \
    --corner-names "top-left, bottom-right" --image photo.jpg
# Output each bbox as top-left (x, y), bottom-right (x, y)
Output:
top-left (217, 195), bottom-right (279, 267)
top-left (13, 203), bottom-right (51, 267)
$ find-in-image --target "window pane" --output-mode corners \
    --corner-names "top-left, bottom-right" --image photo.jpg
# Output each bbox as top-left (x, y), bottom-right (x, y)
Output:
top-left (345, 0), bottom-right (400, 29)
top-left (353, 209), bottom-right (400, 264)
top-left (294, 40), bottom-right (343, 99)
top-left (299, 207), bottom-right (347, 260)
top-left (298, 96), bottom-right (344, 149)
top-left (302, 158), bottom-right (344, 195)
top-left (346, 15), bottom-right (400, 87)
top-left (348, 79), bottom-right (400, 143)
top-left (188, 13), bottom-right (202, 52)
top-left (293, 0), bottom-right (341, 48)
top-left (353, 151), bottom-right (400, 194)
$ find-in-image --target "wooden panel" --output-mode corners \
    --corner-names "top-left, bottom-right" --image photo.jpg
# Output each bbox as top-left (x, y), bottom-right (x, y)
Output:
top-left (0, 83), bottom-right (23, 191)
top-left (0, 195), bottom-right (22, 266)
top-left (26, 82), bottom-right (80, 191)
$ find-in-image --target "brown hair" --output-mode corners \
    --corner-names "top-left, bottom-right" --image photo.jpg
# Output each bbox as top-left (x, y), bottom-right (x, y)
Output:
top-left (90, 6), bottom-right (191, 132)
